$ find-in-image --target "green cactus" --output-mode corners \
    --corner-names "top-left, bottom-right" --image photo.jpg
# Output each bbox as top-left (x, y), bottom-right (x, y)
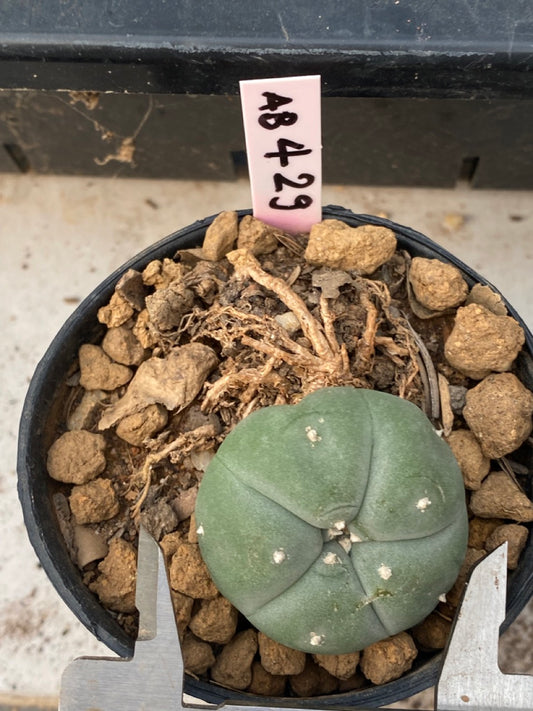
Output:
top-left (195, 386), bottom-right (468, 654)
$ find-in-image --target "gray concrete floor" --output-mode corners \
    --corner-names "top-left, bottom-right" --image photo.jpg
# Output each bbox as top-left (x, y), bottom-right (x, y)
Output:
top-left (1, 173), bottom-right (532, 708)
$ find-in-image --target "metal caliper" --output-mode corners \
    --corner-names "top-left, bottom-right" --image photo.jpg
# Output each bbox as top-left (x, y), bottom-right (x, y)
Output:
top-left (59, 527), bottom-right (533, 711)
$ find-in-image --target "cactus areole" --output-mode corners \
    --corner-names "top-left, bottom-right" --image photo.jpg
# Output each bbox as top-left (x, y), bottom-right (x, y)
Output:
top-left (195, 387), bottom-right (468, 654)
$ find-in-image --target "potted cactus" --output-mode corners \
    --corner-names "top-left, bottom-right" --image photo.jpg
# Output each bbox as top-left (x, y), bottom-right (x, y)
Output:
top-left (17, 206), bottom-right (533, 707)
top-left (196, 387), bottom-right (469, 655)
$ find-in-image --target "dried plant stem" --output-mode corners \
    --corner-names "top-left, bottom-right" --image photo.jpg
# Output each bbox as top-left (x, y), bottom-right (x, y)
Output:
top-left (202, 368), bottom-right (262, 411)
top-left (227, 249), bottom-right (333, 361)
top-left (357, 291), bottom-right (379, 368)
top-left (374, 336), bottom-right (410, 363)
top-left (132, 424), bottom-right (216, 518)
top-left (223, 306), bottom-right (320, 361)
top-left (319, 294), bottom-right (350, 375)
top-left (438, 373), bottom-right (454, 436)
top-left (498, 456), bottom-right (525, 491)
top-left (240, 334), bottom-right (317, 367)
top-left (202, 357), bottom-right (280, 413)
top-left (241, 357), bottom-right (277, 400)
top-left (415, 354), bottom-right (432, 416)
top-left (274, 232), bottom-right (305, 255)
top-left (397, 360), bottom-right (420, 400)
top-left (319, 294), bottom-right (339, 352)
top-left (404, 317), bottom-right (439, 419)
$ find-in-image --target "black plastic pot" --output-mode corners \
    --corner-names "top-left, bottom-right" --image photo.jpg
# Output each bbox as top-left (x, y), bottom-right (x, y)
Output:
top-left (18, 206), bottom-right (533, 707)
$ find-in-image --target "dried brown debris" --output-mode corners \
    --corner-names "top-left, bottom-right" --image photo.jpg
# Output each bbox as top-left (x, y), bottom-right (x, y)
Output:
top-left (257, 632), bottom-right (306, 676)
top-left (201, 210), bottom-right (239, 261)
top-left (469, 471), bottom-right (533, 522)
top-left (79, 344), bottom-right (133, 391)
top-left (468, 517), bottom-right (504, 549)
top-left (359, 632), bottom-right (418, 685)
top-left (102, 325), bottom-right (146, 366)
top-left (139, 500), bottom-right (178, 540)
top-left (237, 214), bottom-right (281, 256)
top-left (466, 283), bottom-right (508, 316)
top-left (305, 219), bottom-right (397, 274)
top-left (485, 524), bottom-right (529, 569)
top-left (210, 629), bottom-right (258, 690)
top-left (115, 404), bottom-right (168, 446)
top-left (411, 612), bottom-right (452, 650)
top-left (90, 538), bottom-right (137, 613)
top-left (181, 631), bottom-right (216, 676)
top-left (169, 542), bottom-right (218, 599)
top-left (170, 590), bottom-right (194, 635)
top-left (115, 268), bottom-right (146, 311)
top-left (98, 343), bottom-right (218, 429)
top-left (463, 373), bottom-right (533, 458)
top-left (142, 258), bottom-right (185, 290)
top-left (445, 429), bottom-right (490, 490)
top-left (69, 477), bottom-right (119, 525)
top-left (189, 596), bottom-right (239, 644)
top-left (445, 304), bottom-right (525, 379)
top-left (314, 651), bottom-right (360, 680)
top-left (289, 657), bottom-right (339, 696)
top-left (409, 257), bottom-right (469, 312)
top-left (73, 525), bottom-right (109, 568)
top-left (248, 661), bottom-right (288, 696)
top-left (47, 430), bottom-right (106, 484)
top-left (445, 548), bottom-right (487, 608)
top-left (97, 290), bottom-right (135, 328)
top-left (145, 281), bottom-right (194, 331)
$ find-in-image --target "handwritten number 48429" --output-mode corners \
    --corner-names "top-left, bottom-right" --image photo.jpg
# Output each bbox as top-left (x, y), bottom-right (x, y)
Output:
top-left (259, 91), bottom-right (315, 211)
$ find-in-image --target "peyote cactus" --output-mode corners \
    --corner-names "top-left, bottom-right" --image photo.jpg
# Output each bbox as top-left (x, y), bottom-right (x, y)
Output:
top-left (195, 387), bottom-right (468, 654)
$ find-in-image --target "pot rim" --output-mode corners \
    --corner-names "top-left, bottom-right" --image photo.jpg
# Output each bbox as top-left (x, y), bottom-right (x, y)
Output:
top-left (17, 205), bottom-right (533, 707)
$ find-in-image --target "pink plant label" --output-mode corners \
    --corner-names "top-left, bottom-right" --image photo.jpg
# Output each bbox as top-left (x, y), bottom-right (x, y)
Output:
top-left (239, 75), bottom-right (322, 233)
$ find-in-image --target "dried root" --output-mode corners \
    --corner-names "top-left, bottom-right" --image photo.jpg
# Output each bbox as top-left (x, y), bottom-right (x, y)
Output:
top-left (124, 244), bottom-right (423, 518)
top-left (227, 249), bottom-right (336, 362)
top-left (131, 424), bottom-right (217, 519)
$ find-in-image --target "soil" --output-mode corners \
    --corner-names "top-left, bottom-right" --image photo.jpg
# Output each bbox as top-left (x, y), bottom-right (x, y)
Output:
top-left (46, 212), bottom-right (533, 697)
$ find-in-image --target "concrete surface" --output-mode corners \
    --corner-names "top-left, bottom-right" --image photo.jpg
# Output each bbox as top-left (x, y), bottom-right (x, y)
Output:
top-left (1, 173), bottom-right (532, 709)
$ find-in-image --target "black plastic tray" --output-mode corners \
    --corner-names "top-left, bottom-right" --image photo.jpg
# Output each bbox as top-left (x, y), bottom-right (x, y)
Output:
top-left (1, 1), bottom-right (533, 98)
